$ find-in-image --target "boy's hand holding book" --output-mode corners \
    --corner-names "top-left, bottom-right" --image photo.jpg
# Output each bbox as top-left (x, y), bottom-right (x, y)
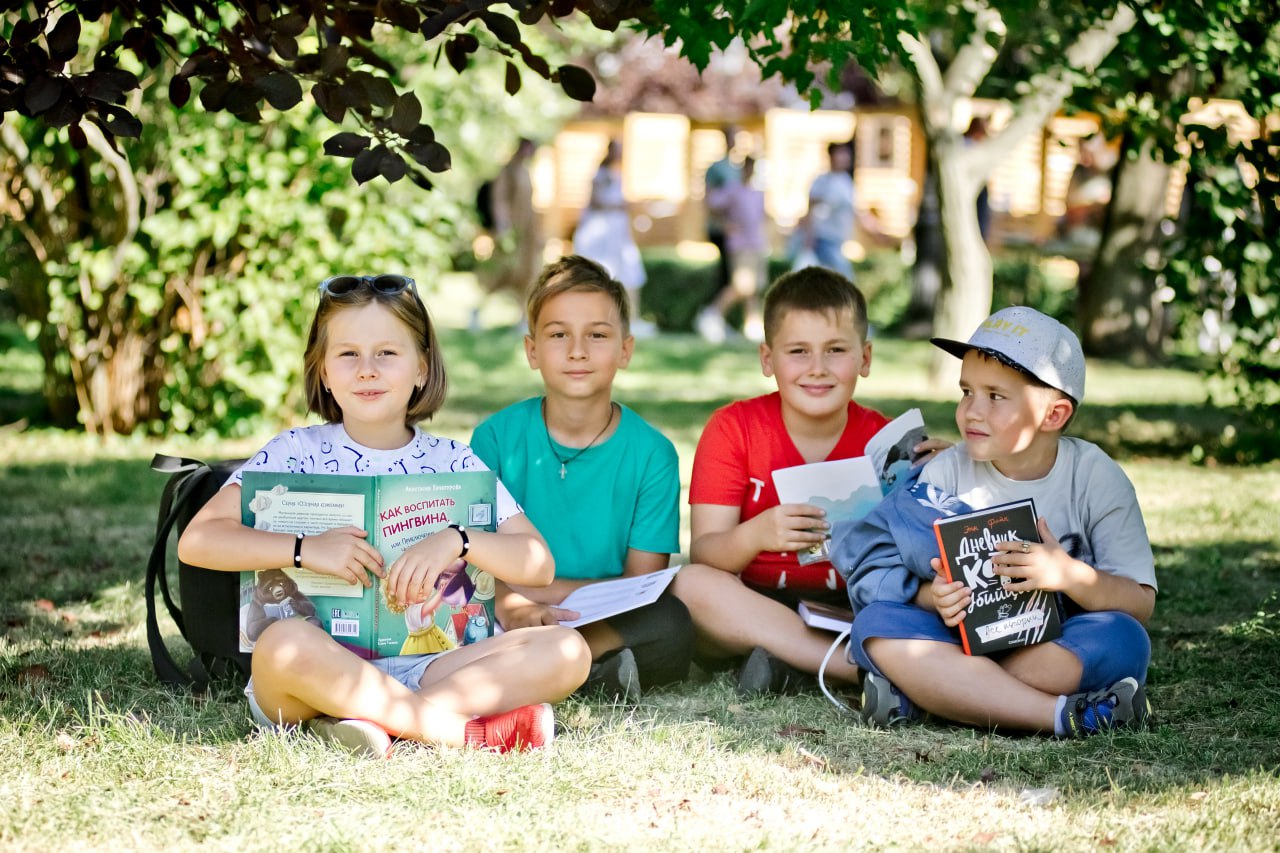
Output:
top-left (752, 503), bottom-right (829, 555)
top-left (925, 566), bottom-right (971, 627)
top-left (990, 517), bottom-right (1078, 593)
top-left (499, 599), bottom-right (580, 630)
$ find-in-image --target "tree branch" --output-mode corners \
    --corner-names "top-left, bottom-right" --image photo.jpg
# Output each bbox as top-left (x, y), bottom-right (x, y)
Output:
top-left (972, 3), bottom-right (1137, 176)
top-left (942, 1), bottom-right (1005, 103)
top-left (899, 30), bottom-right (947, 133)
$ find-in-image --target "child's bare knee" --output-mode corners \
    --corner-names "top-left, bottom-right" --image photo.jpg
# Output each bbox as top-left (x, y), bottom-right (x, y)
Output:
top-left (672, 563), bottom-right (729, 606)
top-left (251, 619), bottom-right (325, 675)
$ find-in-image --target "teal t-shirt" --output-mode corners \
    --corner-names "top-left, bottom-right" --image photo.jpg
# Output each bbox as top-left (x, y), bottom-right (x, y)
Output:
top-left (470, 397), bottom-right (680, 579)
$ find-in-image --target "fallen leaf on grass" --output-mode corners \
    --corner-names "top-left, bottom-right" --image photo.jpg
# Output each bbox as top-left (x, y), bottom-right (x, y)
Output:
top-left (16, 664), bottom-right (52, 686)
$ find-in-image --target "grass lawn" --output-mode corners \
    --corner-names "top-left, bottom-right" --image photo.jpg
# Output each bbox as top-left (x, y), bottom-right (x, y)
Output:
top-left (2, 327), bottom-right (1279, 851)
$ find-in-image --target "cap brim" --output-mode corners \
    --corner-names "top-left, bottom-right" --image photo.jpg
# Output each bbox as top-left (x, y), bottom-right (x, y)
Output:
top-left (930, 337), bottom-right (974, 360)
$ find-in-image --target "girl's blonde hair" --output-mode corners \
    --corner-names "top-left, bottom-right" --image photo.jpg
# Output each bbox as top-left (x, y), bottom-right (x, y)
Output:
top-left (302, 285), bottom-right (447, 425)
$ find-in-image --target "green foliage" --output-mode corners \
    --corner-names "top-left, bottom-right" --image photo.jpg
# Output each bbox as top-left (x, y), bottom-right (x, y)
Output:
top-left (1160, 127), bottom-right (1280, 464)
top-left (0, 1), bottom-right (622, 188)
top-left (651, 0), bottom-right (905, 107)
top-left (0, 20), bottom-right (587, 436)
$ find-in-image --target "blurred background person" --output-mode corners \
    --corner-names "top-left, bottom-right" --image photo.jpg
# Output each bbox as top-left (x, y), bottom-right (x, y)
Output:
top-left (791, 141), bottom-right (855, 278)
top-left (704, 125), bottom-right (741, 299)
top-left (696, 155), bottom-right (769, 343)
top-left (472, 137), bottom-right (544, 330)
top-left (573, 139), bottom-right (656, 337)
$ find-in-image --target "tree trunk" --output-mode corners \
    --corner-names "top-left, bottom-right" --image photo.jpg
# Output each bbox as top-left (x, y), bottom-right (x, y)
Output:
top-left (1077, 133), bottom-right (1172, 360)
top-left (904, 158), bottom-right (945, 338)
top-left (929, 138), bottom-right (991, 388)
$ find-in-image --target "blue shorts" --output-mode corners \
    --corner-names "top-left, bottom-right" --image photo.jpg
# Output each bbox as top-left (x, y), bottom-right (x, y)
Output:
top-left (245, 652), bottom-right (444, 729)
top-left (849, 601), bottom-right (1150, 693)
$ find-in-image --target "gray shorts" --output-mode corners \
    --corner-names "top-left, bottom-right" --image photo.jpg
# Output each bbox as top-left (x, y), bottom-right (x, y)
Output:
top-left (245, 652), bottom-right (444, 729)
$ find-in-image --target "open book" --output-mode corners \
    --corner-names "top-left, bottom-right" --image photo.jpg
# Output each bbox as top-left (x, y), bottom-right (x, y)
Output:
top-left (933, 498), bottom-right (1064, 655)
top-left (240, 471), bottom-right (498, 660)
top-left (556, 566), bottom-right (680, 628)
top-left (772, 408), bottom-right (928, 565)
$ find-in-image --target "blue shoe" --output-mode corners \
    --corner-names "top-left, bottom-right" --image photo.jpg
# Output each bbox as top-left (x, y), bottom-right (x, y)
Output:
top-left (1060, 677), bottom-right (1152, 737)
top-left (859, 672), bottom-right (919, 728)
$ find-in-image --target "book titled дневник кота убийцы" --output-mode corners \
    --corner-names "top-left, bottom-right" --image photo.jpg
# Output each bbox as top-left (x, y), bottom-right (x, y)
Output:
top-left (932, 499), bottom-right (1064, 656)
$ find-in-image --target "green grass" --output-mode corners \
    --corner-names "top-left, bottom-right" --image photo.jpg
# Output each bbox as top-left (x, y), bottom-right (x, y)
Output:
top-left (3, 331), bottom-right (1280, 850)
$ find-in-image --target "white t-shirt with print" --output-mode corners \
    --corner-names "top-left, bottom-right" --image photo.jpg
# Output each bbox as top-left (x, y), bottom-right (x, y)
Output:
top-left (229, 422), bottom-right (521, 526)
top-left (921, 437), bottom-right (1156, 590)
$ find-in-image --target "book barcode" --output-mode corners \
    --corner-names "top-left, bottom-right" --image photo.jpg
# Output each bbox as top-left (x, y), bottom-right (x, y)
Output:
top-left (330, 618), bottom-right (360, 637)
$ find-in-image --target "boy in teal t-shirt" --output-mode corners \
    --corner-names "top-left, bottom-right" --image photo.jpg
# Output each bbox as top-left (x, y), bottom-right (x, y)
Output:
top-left (471, 255), bottom-right (692, 698)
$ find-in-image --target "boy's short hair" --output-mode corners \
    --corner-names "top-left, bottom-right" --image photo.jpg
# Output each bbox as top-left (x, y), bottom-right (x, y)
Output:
top-left (761, 266), bottom-right (870, 344)
top-left (526, 255), bottom-right (630, 334)
top-left (931, 306), bottom-right (1085, 404)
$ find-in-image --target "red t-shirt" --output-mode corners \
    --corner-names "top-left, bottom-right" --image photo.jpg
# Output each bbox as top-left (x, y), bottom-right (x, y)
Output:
top-left (689, 392), bottom-right (889, 596)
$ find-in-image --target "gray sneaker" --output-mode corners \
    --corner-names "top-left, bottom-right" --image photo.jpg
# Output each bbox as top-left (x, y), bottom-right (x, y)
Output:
top-left (584, 647), bottom-right (641, 703)
top-left (735, 646), bottom-right (816, 697)
top-left (859, 672), bottom-right (920, 728)
top-left (306, 716), bottom-right (392, 758)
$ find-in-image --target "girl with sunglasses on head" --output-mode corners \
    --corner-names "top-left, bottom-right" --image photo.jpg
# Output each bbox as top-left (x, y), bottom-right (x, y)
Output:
top-left (180, 275), bottom-right (592, 757)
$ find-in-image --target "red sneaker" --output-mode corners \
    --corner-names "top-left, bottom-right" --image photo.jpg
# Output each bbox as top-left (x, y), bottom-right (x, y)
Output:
top-left (464, 703), bottom-right (555, 752)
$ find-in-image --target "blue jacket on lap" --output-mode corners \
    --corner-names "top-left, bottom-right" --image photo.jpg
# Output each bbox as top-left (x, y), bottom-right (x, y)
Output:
top-left (830, 467), bottom-right (973, 614)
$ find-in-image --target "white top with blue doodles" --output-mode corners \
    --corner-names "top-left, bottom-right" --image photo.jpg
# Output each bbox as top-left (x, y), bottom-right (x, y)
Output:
top-left (228, 422), bottom-right (522, 526)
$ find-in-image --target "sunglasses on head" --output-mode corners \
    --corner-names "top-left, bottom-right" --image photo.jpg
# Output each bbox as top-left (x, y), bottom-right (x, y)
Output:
top-left (317, 274), bottom-right (418, 298)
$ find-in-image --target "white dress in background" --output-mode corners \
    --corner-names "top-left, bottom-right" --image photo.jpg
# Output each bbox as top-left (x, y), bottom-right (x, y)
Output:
top-left (573, 166), bottom-right (647, 289)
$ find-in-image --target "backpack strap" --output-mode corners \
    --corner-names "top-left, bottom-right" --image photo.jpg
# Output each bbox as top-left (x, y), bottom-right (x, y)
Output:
top-left (145, 454), bottom-right (204, 689)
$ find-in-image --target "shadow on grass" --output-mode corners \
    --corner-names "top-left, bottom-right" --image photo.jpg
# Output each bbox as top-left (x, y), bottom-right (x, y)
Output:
top-left (2, 514), bottom-right (1277, 791)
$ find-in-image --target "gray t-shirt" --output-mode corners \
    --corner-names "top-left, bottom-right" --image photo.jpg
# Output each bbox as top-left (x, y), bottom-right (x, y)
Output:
top-left (920, 438), bottom-right (1156, 590)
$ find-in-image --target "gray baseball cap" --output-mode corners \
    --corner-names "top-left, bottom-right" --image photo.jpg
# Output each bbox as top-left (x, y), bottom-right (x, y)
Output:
top-left (931, 306), bottom-right (1085, 403)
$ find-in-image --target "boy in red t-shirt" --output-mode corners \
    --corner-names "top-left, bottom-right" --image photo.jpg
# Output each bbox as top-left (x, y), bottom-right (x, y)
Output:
top-left (674, 266), bottom-right (944, 696)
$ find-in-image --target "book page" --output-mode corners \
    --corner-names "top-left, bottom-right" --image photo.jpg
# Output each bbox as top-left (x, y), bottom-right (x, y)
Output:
top-left (772, 456), bottom-right (881, 565)
top-left (864, 408), bottom-right (927, 491)
top-left (247, 487), bottom-right (366, 597)
top-left (557, 566), bottom-right (680, 628)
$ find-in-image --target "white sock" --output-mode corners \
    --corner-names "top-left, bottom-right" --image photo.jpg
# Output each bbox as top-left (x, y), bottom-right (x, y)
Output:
top-left (1052, 694), bottom-right (1069, 736)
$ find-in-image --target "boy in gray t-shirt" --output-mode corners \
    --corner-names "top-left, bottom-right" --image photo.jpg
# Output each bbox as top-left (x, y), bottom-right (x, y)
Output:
top-left (838, 306), bottom-right (1156, 737)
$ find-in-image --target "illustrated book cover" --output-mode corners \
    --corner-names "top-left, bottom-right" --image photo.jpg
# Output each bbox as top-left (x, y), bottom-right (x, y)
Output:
top-left (239, 470), bottom-right (498, 660)
top-left (772, 408), bottom-right (929, 566)
top-left (932, 498), bottom-right (1064, 656)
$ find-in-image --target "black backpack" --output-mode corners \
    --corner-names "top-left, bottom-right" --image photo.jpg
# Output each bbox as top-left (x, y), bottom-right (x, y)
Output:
top-left (145, 453), bottom-right (252, 691)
